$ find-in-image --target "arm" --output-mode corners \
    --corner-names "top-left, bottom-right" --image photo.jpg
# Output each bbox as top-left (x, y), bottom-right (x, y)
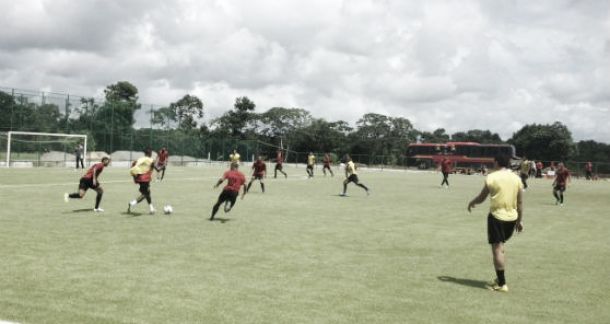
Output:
top-left (241, 183), bottom-right (247, 199)
top-left (92, 167), bottom-right (98, 186)
top-left (213, 178), bottom-right (224, 188)
top-left (467, 185), bottom-right (490, 212)
top-left (516, 189), bottom-right (524, 232)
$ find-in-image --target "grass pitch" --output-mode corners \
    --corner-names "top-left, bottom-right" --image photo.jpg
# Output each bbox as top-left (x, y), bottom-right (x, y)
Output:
top-left (0, 165), bottom-right (609, 323)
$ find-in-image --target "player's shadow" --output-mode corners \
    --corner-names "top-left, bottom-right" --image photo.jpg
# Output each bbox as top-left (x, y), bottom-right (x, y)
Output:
top-left (122, 212), bottom-right (144, 217)
top-left (69, 208), bottom-right (94, 214)
top-left (437, 276), bottom-right (488, 290)
top-left (210, 217), bottom-right (232, 224)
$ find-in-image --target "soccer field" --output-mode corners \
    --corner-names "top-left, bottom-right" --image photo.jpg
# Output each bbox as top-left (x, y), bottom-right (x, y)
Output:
top-left (1, 165), bottom-right (609, 324)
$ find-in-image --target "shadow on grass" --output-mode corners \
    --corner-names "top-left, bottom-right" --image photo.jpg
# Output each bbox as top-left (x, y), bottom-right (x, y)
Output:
top-left (210, 217), bottom-right (232, 224)
top-left (122, 212), bottom-right (144, 217)
top-left (437, 276), bottom-right (488, 290)
top-left (68, 208), bottom-right (94, 213)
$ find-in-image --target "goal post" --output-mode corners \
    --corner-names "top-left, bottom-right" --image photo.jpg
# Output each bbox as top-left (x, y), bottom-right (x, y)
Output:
top-left (5, 131), bottom-right (87, 168)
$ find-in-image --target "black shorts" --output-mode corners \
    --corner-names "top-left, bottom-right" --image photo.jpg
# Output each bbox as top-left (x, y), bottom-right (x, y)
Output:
top-left (487, 214), bottom-right (516, 244)
top-left (79, 178), bottom-right (97, 191)
top-left (253, 174), bottom-right (264, 180)
top-left (307, 164), bottom-right (314, 170)
top-left (554, 184), bottom-right (566, 192)
top-left (347, 174), bottom-right (359, 183)
top-left (138, 182), bottom-right (150, 195)
top-left (218, 189), bottom-right (239, 206)
top-left (275, 163), bottom-right (283, 171)
top-left (323, 164), bottom-right (331, 169)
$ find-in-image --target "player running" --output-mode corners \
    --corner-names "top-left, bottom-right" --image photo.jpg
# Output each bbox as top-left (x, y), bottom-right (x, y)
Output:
top-left (585, 162), bottom-right (593, 180)
top-left (519, 157), bottom-right (530, 190)
top-left (274, 149), bottom-right (287, 179)
top-left (340, 155), bottom-right (369, 196)
top-left (467, 154), bottom-right (524, 293)
top-left (127, 148), bottom-right (160, 214)
top-left (247, 155), bottom-right (266, 193)
top-left (553, 162), bottom-right (571, 206)
top-left (322, 153), bottom-right (334, 177)
top-left (440, 157), bottom-right (452, 188)
top-left (306, 152), bottom-right (316, 178)
top-left (64, 157), bottom-right (111, 212)
top-left (211, 162), bottom-right (247, 221)
top-left (155, 147), bottom-right (169, 181)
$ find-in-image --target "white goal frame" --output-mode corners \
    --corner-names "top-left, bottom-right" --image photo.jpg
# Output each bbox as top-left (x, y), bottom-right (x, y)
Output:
top-left (5, 131), bottom-right (87, 168)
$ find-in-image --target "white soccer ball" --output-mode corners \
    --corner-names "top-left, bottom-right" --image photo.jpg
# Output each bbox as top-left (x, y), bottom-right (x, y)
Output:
top-left (163, 205), bottom-right (173, 215)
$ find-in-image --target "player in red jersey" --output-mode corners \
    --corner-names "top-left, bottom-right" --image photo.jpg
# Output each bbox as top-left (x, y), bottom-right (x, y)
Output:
top-left (440, 157), bottom-right (453, 188)
top-left (585, 162), bottom-right (593, 180)
top-left (64, 157), bottom-right (111, 212)
top-left (553, 163), bottom-right (571, 206)
top-left (322, 153), bottom-right (334, 177)
top-left (156, 147), bottom-right (169, 181)
top-left (211, 162), bottom-right (247, 220)
top-left (247, 156), bottom-right (267, 193)
top-left (274, 150), bottom-right (288, 178)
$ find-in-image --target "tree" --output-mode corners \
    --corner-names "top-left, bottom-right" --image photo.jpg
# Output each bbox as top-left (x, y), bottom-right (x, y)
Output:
top-left (0, 91), bottom-right (16, 131)
top-left (213, 96), bottom-right (256, 138)
top-left (256, 107), bottom-right (313, 144)
top-left (451, 129), bottom-right (503, 143)
top-left (420, 128), bottom-right (450, 143)
top-left (508, 122), bottom-right (574, 160)
top-left (152, 95), bottom-right (204, 131)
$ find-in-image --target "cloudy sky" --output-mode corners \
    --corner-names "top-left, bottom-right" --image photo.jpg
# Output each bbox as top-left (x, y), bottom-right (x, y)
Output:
top-left (1, 0), bottom-right (609, 141)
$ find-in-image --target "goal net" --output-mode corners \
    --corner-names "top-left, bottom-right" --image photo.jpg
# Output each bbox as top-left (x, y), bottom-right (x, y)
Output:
top-left (1, 131), bottom-right (87, 168)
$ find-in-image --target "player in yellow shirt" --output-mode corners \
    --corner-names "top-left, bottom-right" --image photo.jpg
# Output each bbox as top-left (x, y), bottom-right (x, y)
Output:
top-left (468, 154), bottom-right (524, 292)
top-left (229, 149), bottom-right (241, 164)
top-left (340, 155), bottom-right (369, 196)
top-left (306, 152), bottom-right (316, 178)
top-left (127, 148), bottom-right (160, 214)
top-left (519, 157), bottom-right (530, 190)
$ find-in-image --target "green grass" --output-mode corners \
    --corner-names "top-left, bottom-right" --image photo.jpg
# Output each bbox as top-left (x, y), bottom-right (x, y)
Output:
top-left (0, 165), bottom-right (609, 323)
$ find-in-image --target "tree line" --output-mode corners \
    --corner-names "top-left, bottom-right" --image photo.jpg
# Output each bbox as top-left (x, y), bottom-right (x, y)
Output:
top-left (1, 81), bottom-right (609, 165)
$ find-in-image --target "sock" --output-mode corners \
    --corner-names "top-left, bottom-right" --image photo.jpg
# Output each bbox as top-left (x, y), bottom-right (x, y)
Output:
top-left (247, 182), bottom-right (252, 192)
top-left (261, 183), bottom-right (265, 193)
top-left (69, 193), bottom-right (80, 199)
top-left (343, 183), bottom-right (347, 194)
top-left (145, 194), bottom-right (152, 205)
top-left (496, 270), bottom-right (506, 286)
top-left (358, 183), bottom-right (369, 191)
top-left (560, 193), bottom-right (564, 203)
top-left (95, 193), bottom-right (103, 209)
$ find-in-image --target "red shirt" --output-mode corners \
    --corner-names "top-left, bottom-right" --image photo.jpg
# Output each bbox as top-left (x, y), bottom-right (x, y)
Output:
top-left (82, 163), bottom-right (104, 180)
top-left (252, 160), bottom-right (266, 176)
top-left (555, 169), bottom-right (570, 185)
top-left (158, 149), bottom-right (169, 163)
top-left (323, 154), bottom-right (331, 165)
top-left (441, 159), bottom-right (452, 173)
top-left (276, 152), bottom-right (283, 164)
top-left (223, 170), bottom-right (246, 192)
top-left (585, 162), bottom-right (592, 172)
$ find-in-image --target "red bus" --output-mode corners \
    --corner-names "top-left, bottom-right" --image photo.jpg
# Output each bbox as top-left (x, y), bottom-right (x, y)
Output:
top-left (406, 142), bottom-right (517, 171)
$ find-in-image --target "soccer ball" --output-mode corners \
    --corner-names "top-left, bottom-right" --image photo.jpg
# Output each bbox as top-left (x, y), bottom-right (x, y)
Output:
top-left (163, 205), bottom-right (173, 215)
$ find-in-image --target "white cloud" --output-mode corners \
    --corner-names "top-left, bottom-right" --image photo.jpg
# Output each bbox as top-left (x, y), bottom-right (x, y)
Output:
top-left (0, 0), bottom-right (609, 142)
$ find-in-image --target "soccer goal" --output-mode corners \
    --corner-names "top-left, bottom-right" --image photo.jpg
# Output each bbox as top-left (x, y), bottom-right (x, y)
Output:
top-left (1, 131), bottom-right (87, 168)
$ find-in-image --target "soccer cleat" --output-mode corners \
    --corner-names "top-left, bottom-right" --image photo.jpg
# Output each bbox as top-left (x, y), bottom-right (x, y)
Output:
top-left (487, 283), bottom-right (509, 292)
top-left (149, 206), bottom-right (156, 215)
top-left (94, 208), bottom-right (104, 212)
top-left (64, 193), bottom-right (69, 203)
top-left (340, 193), bottom-right (348, 197)
top-left (127, 200), bottom-right (136, 213)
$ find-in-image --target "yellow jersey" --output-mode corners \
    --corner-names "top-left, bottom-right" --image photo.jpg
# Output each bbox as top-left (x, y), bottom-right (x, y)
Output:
top-left (130, 156), bottom-right (154, 176)
top-left (229, 153), bottom-right (241, 163)
top-left (520, 160), bottom-right (530, 174)
top-left (307, 154), bottom-right (316, 166)
top-left (346, 161), bottom-right (357, 176)
top-left (485, 168), bottom-right (523, 221)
